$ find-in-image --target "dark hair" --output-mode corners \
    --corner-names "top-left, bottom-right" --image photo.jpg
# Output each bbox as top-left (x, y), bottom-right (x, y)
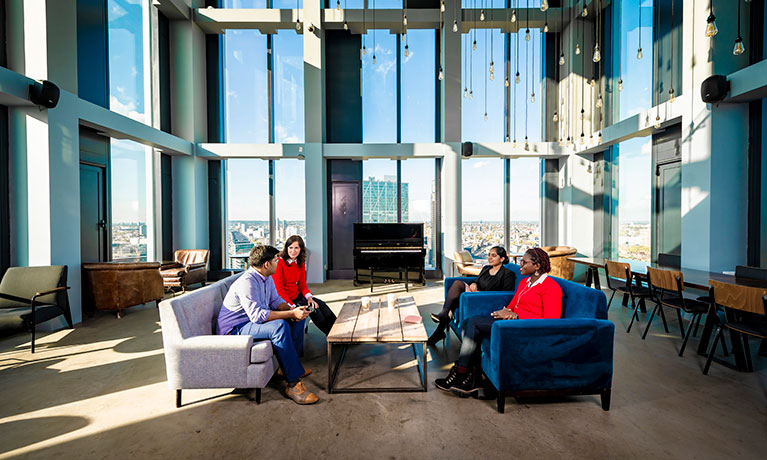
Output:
top-left (249, 245), bottom-right (280, 268)
top-left (490, 246), bottom-right (510, 264)
top-left (280, 235), bottom-right (306, 267)
top-left (525, 248), bottom-right (551, 274)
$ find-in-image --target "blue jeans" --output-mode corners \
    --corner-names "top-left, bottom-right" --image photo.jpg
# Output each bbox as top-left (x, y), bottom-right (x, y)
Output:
top-left (237, 319), bottom-right (306, 383)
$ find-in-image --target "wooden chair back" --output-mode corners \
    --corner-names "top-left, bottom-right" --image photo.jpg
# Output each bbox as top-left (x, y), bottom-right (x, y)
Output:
top-left (647, 267), bottom-right (684, 292)
top-left (605, 261), bottom-right (631, 282)
top-left (709, 280), bottom-right (767, 315)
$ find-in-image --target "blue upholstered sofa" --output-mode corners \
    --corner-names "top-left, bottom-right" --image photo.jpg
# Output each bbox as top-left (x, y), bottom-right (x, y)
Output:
top-left (447, 272), bottom-right (614, 413)
top-left (444, 263), bottom-right (523, 340)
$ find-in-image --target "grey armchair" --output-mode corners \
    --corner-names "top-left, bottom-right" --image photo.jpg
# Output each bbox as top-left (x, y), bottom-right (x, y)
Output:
top-left (159, 272), bottom-right (275, 407)
top-left (0, 265), bottom-right (72, 353)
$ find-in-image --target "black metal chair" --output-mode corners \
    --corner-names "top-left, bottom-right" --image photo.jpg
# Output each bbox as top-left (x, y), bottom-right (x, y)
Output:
top-left (604, 261), bottom-right (652, 333)
top-left (644, 267), bottom-right (709, 356)
top-left (703, 280), bottom-right (767, 375)
top-left (0, 266), bottom-right (72, 353)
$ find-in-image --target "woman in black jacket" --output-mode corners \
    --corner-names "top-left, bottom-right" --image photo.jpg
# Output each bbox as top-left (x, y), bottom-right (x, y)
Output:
top-left (427, 246), bottom-right (516, 345)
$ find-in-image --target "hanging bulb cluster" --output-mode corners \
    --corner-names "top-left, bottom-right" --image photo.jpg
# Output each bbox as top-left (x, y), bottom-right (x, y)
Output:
top-left (541, 0), bottom-right (549, 12)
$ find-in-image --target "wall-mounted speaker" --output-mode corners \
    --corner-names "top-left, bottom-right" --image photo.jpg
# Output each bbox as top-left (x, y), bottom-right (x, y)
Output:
top-left (701, 75), bottom-right (728, 104)
top-left (461, 141), bottom-right (473, 157)
top-left (29, 80), bottom-right (60, 109)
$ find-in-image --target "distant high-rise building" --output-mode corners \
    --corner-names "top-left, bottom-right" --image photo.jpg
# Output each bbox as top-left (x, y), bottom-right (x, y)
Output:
top-left (363, 175), bottom-right (408, 222)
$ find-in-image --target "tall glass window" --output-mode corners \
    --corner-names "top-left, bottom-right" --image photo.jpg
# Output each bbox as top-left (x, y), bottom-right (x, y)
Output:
top-left (509, 158), bottom-right (541, 253)
top-left (401, 159), bottom-right (437, 268)
top-left (462, 158), bottom-right (504, 259)
top-left (275, 159), bottom-right (306, 246)
top-left (272, 0), bottom-right (302, 7)
top-left (616, 0), bottom-right (653, 121)
top-left (226, 160), bottom-right (269, 268)
top-left (224, 0), bottom-right (266, 7)
top-left (223, 30), bottom-right (268, 143)
top-left (107, 0), bottom-right (149, 123)
top-left (615, 136), bottom-right (651, 262)
top-left (363, 160), bottom-right (398, 223)
top-left (400, 30), bottom-right (436, 143)
top-left (461, 29), bottom-right (506, 142)
top-left (110, 139), bottom-right (149, 261)
top-left (273, 30), bottom-right (305, 143)
top-left (362, 30), bottom-right (397, 143)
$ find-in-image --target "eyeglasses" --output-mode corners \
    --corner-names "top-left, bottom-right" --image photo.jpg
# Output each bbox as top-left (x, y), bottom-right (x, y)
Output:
top-left (520, 259), bottom-right (535, 266)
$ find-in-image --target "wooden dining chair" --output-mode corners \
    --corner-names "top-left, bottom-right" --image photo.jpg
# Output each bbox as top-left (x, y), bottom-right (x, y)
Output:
top-left (604, 261), bottom-right (652, 333)
top-left (703, 280), bottom-right (767, 375)
top-left (644, 267), bottom-right (710, 356)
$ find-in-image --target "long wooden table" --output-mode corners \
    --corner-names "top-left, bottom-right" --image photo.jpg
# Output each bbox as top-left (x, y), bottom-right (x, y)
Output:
top-left (568, 256), bottom-right (767, 371)
top-left (326, 295), bottom-right (428, 393)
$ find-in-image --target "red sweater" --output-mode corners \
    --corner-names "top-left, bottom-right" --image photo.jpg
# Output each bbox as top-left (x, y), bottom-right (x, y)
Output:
top-left (272, 257), bottom-right (311, 303)
top-left (505, 275), bottom-right (563, 319)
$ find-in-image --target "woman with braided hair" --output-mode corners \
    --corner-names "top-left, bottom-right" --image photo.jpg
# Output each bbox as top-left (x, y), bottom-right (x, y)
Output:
top-left (435, 247), bottom-right (563, 398)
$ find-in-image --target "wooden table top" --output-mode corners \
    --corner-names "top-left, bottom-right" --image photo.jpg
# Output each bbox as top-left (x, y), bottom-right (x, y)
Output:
top-left (568, 257), bottom-right (767, 291)
top-left (327, 296), bottom-right (427, 343)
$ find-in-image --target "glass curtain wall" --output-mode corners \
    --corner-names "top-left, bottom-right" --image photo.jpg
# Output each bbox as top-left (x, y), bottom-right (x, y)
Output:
top-left (615, 136), bottom-right (652, 262)
top-left (363, 160), bottom-right (398, 223)
top-left (223, 29), bottom-right (268, 142)
top-left (401, 159), bottom-right (437, 268)
top-left (107, 0), bottom-right (149, 124)
top-left (462, 158), bottom-right (504, 259)
top-left (226, 160), bottom-right (270, 269)
top-left (273, 30), bottom-right (305, 143)
top-left (362, 30), bottom-right (397, 143)
top-left (400, 30), bottom-right (436, 142)
top-left (508, 158), bottom-right (541, 253)
top-left (274, 159), bottom-right (307, 246)
top-left (110, 139), bottom-right (149, 261)
top-left (614, 0), bottom-right (653, 121)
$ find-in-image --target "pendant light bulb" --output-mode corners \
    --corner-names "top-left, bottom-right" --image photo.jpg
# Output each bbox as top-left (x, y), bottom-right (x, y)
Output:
top-left (559, 53), bottom-right (565, 66)
top-left (296, 20), bottom-right (301, 31)
top-left (438, 67), bottom-right (444, 81)
top-left (464, 87), bottom-right (468, 98)
top-left (480, 10), bottom-right (485, 21)
top-left (575, 44), bottom-right (581, 55)
top-left (336, 0), bottom-right (340, 11)
top-left (531, 92), bottom-right (535, 103)
top-left (669, 88), bottom-right (675, 103)
top-left (553, 112), bottom-right (559, 122)
top-left (559, 138), bottom-right (564, 147)
top-left (544, 23), bottom-right (549, 33)
top-left (655, 115), bottom-right (662, 129)
top-left (637, 47), bottom-right (643, 60)
top-left (513, 140), bottom-right (517, 148)
top-left (484, 112), bottom-right (488, 121)
top-left (596, 96), bottom-right (603, 108)
top-left (580, 108), bottom-right (585, 120)
top-left (566, 137), bottom-right (571, 147)
top-left (582, 5), bottom-right (588, 17)
top-left (705, 14), bottom-right (718, 38)
top-left (580, 133), bottom-right (585, 144)
top-left (733, 37), bottom-right (745, 56)
top-left (453, 20), bottom-right (458, 33)
top-left (373, 54), bottom-right (376, 64)
top-left (473, 40), bottom-right (477, 51)
top-left (525, 138), bottom-right (529, 150)
top-left (506, 135), bottom-right (510, 143)
top-left (599, 132), bottom-right (603, 143)
top-left (515, 72), bottom-right (521, 84)
top-left (618, 78), bottom-right (624, 91)
top-left (525, 29), bottom-right (531, 41)
top-left (490, 71), bottom-right (494, 81)
top-left (470, 90), bottom-right (473, 100)
top-left (511, 10), bottom-right (517, 22)
top-left (343, 21), bottom-right (348, 30)
top-left (440, 1), bottom-right (445, 13)
top-left (403, 15), bottom-right (407, 26)
top-left (593, 44), bottom-right (601, 63)
top-left (541, 0), bottom-right (549, 12)
top-left (590, 79), bottom-right (595, 88)
top-left (362, 45), bottom-right (367, 56)
top-left (404, 45), bottom-right (409, 57)
top-left (490, 62), bottom-right (494, 74)
top-left (505, 76), bottom-right (510, 87)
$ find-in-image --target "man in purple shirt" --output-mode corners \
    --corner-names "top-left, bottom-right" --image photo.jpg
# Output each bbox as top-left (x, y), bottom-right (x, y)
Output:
top-left (217, 245), bottom-right (318, 405)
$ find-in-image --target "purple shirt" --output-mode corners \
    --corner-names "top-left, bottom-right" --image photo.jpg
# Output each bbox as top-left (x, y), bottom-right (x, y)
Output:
top-left (216, 267), bottom-right (286, 335)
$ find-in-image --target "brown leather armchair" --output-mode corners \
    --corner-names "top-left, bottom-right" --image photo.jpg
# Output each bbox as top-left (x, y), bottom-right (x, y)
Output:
top-left (82, 262), bottom-right (164, 318)
top-left (453, 250), bottom-right (484, 277)
top-left (160, 250), bottom-right (210, 293)
top-left (539, 246), bottom-right (578, 280)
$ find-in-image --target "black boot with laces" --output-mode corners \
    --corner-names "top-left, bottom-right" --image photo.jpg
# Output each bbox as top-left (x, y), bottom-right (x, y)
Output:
top-left (434, 365), bottom-right (460, 392)
top-left (450, 369), bottom-right (481, 398)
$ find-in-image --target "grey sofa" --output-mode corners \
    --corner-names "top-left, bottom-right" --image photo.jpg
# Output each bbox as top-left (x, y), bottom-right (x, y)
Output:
top-left (159, 272), bottom-right (275, 407)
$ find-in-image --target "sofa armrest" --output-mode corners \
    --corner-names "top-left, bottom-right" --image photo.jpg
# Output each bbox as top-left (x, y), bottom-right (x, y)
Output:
top-left (444, 276), bottom-right (477, 298)
top-left (186, 262), bottom-right (207, 270)
top-left (172, 335), bottom-right (254, 368)
top-left (459, 292), bottom-right (516, 322)
top-left (160, 262), bottom-right (182, 270)
top-left (486, 319), bottom-right (615, 391)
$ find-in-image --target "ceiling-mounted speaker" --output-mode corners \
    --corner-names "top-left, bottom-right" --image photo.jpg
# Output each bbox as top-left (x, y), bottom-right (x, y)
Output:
top-left (461, 141), bottom-right (473, 157)
top-left (28, 80), bottom-right (60, 109)
top-left (701, 75), bottom-right (728, 104)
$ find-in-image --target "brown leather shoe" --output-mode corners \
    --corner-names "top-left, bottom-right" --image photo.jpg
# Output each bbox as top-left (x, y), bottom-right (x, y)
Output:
top-left (277, 367), bottom-right (312, 378)
top-left (284, 381), bottom-right (319, 405)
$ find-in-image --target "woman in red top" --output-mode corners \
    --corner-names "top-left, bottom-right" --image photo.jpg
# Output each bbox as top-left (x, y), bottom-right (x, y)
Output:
top-left (435, 248), bottom-right (563, 397)
top-left (273, 235), bottom-right (337, 335)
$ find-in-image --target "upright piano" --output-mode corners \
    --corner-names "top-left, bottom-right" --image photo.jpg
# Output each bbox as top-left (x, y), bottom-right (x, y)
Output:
top-left (353, 223), bottom-right (426, 292)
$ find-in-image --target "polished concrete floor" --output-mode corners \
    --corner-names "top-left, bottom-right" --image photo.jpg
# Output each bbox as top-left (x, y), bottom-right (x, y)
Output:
top-left (1, 279), bottom-right (766, 459)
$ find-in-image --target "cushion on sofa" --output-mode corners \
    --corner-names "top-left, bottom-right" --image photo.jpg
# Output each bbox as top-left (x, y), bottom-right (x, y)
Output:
top-left (250, 340), bottom-right (273, 363)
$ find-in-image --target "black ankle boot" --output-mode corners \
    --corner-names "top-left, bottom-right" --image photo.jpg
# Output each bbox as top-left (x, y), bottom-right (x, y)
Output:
top-left (426, 325), bottom-right (447, 346)
top-left (430, 312), bottom-right (449, 324)
top-left (450, 369), bottom-right (481, 398)
top-left (434, 365), bottom-right (460, 391)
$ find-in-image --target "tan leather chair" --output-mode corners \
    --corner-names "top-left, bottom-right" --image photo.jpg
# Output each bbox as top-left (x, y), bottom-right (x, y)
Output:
top-left (453, 250), bottom-right (483, 277)
top-left (82, 262), bottom-right (164, 318)
top-left (539, 246), bottom-right (577, 280)
top-left (160, 250), bottom-right (210, 292)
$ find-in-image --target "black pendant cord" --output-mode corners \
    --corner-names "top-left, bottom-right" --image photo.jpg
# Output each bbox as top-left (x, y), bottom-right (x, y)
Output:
top-left (513, 30), bottom-right (517, 144)
top-left (670, 0), bottom-right (675, 99)
top-left (581, 4), bottom-right (585, 143)
top-left (373, 0), bottom-right (376, 62)
top-left (638, 0), bottom-right (642, 54)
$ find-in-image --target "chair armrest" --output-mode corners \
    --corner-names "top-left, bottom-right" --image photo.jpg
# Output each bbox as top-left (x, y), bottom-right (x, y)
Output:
top-left (459, 292), bottom-right (516, 322)
top-left (160, 262), bottom-right (182, 270)
top-left (487, 319), bottom-right (615, 390)
top-left (186, 262), bottom-right (207, 270)
top-left (172, 335), bottom-right (255, 368)
top-left (33, 286), bottom-right (70, 299)
top-left (444, 277), bottom-right (477, 298)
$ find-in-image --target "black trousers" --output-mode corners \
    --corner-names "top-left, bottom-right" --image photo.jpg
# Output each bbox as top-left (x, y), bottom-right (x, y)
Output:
top-left (293, 294), bottom-right (336, 336)
top-left (457, 316), bottom-right (498, 369)
top-left (437, 281), bottom-right (468, 319)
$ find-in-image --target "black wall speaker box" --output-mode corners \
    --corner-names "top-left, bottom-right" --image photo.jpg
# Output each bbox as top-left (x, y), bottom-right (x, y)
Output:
top-left (461, 141), bottom-right (473, 157)
top-left (701, 75), bottom-right (729, 104)
top-left (29, 80), bottom-right (60, 109)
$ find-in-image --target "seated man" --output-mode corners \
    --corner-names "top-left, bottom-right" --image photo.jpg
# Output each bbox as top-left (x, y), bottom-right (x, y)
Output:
top-left (216, 245), bottom-right (318, 405)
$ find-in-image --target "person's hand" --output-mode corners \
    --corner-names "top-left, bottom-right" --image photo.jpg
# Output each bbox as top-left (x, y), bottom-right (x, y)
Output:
top-left (491, 308), bottom-right (517, 320)
top-left (307, 297), bottom-right (319, 310)
top-left (468, 283), bottom-right (479, 292)
top-left (292, 306), bottom-right (310, 320)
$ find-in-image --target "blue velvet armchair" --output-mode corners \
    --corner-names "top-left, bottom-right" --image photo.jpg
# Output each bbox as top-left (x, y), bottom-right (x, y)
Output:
top-left (461, 277), bottom-right (614, 413)
top-left (443, 263), bottom-right (522, 341)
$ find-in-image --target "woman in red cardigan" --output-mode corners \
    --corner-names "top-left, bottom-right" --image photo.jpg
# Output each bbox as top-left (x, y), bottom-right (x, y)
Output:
top-left (435, 247), bottom-right (563, 397)
top-left (273, 235), bottom-right (336, 335)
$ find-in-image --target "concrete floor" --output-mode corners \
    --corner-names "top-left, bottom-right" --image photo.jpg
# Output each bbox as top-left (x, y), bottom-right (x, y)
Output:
top-left (1, 279), bottom-right (766, 459)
